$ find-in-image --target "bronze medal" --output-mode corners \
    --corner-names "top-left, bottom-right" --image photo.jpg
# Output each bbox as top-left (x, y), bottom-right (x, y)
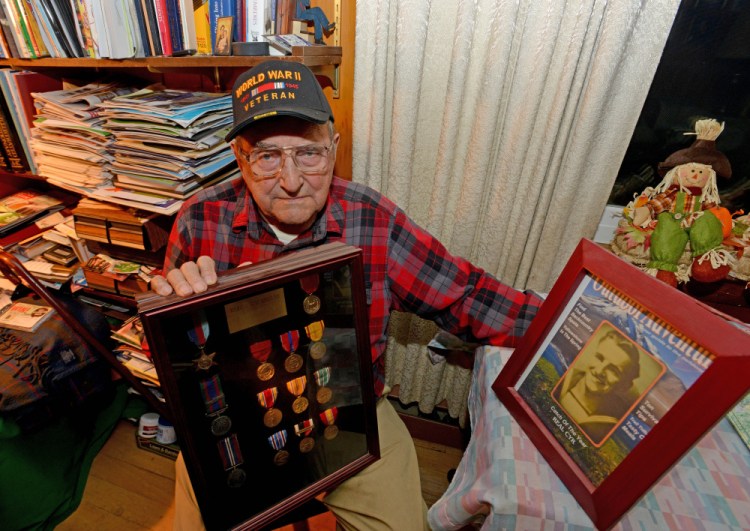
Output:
top-left (324, 425), bottom-right (339, 440)
top-left (273, 450), bottom-right (290, 466)
top-left (309, 341), bottom-right (326, 360)
top-left (193, 350), bottom-right (217, 371)
top-left (299, 437), bottom-right (315, 453)
top-left (263, 408), bottom-right (283, 428)
top-left (226, 467), bottom-right (247, 488)
top-left (210, 414), bottom-right (232, 436)
top-left (292, 396), bottom-right (309, 414)
top-left (284, 353), bottom-right (304, 373)
top-left (257, 362), bottom-right (275, 381)
top-left (303, 294), bottom-right (321, 314)
top-left (316, 386), bottom-right (332, 404)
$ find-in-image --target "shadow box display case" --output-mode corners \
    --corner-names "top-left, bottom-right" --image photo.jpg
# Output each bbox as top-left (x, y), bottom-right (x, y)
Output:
top-left (136, 242), bottom-right (380, 530)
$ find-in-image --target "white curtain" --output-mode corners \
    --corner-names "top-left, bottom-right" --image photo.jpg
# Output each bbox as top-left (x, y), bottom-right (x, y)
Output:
top-left (352, 0), bottom-right (681, 422)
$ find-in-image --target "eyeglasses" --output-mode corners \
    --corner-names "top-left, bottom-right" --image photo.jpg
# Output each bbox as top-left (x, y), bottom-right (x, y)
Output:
top-left (237, 142), bottom-right (335, 180)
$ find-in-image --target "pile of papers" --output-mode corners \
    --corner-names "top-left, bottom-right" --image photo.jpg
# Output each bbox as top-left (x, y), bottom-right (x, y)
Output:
top-left (29, 82), bottom-right (137, 193)
top-left (96, 87), bottom-right (240, 215)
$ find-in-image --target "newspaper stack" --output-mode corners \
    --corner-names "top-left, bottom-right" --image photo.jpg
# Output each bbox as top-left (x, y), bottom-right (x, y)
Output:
top-left (29, 82), bottom-right (138, 194)
top-left (96, 87), bottom-right (239, 215)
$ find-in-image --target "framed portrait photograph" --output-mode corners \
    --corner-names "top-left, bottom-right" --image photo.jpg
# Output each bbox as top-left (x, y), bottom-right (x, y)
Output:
top-left (493, 239), bottom-right (749, 529)
top-left (214, 16), bottom-right (234, 56)
top-left (136, 242), bottom-right (379, 530)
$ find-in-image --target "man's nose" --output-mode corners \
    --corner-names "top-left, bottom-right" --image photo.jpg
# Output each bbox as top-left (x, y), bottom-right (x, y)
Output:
top-left (278, 156), bottom-right (303, 190)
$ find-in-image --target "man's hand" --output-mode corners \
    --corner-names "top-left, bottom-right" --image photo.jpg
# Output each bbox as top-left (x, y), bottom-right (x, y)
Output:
top-left (151, 256), bottom-right (218, 297)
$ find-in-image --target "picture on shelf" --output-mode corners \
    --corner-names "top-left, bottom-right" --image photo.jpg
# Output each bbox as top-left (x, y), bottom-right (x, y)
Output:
top-left (214, 16), bottom-right (233, 56)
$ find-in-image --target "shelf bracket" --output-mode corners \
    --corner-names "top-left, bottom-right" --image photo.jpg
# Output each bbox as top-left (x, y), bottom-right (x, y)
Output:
top-left (333, 0), bottom-right (341, 99)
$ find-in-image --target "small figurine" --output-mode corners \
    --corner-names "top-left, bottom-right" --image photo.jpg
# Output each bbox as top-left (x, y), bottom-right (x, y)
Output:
top-left (613, 119), bottom-right (737, 286)
top-left (295, 0), bottom-right (335, 44)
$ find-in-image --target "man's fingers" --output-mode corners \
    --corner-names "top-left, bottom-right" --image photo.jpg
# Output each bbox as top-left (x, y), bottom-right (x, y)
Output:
top-left (180, 261), bottom-right (208, 294)
top-left (196, 256), bottom-right (218, 285)
top-left (150, 275), bottom-right (174, 296)
top-left (166, 268), bottom-right (196, 297)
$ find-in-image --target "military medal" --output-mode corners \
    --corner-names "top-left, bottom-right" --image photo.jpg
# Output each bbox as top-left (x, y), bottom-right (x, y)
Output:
top-left (217, 434), bottom-right (246, 488)
top-left (286, 375), bottom-right (309, 413)
top-left (313, 367), bottom-right (332, 404)
top-left (319, 407), bottom-right (339, 440)
top-left (294, 419), bottom-right (315, 453)
top-left (280, 330), bottom-right (303, 373)
top-left (305, 320), bottom-right (326, 360)
top-left (199, 374), bottom-right (232, 436)
top-left (250, 339), bottom-right (274, 381)
top-left (300, 274), bottom-right (321, 314)
top-left (188, 312), bottom-right (217, 371)
top-left (268, 429), bottom-right (289, 466)
top-left (257, 387), bottom-right (282, 427)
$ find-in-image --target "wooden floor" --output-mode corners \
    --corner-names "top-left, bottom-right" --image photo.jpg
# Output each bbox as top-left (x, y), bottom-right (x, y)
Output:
top-left (57, 419), bottom-right (464, 530)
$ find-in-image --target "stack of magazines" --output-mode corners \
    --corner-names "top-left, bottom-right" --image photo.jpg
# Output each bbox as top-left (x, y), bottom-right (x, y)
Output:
top-left (95, 87), bottom-right (240, 215)
top-left (29, 82), bottom-right (137, 193)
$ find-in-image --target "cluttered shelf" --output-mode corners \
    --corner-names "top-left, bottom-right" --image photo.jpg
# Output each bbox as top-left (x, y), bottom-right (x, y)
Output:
top-left (0, 46), bottom-right (343, 70)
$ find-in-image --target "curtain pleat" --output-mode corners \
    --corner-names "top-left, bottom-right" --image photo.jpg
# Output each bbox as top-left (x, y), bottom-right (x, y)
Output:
top-left (354, 0), bottom-right (681, 421)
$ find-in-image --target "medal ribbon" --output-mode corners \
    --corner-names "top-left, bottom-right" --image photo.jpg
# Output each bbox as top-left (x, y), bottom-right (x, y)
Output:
top-left (250, 339), bottom-right (273, 362)
top-left (187, 311), bottom-right (210, 348)
top-left (300, 274), bottom-right (319, 295)
top-left (280, 330), bottom-right (300, 353)
top-left (217, 434), bottom-right (244, 470)
top-left (268, 430), bottom-right (287, 450)
top-left (257, 387), bottom-right (278, 409)
top-left (294, 419), bottom-right (315, 437)
top-left (319, 407), bottom-right (338, 426)
top-left (199, 374), bottom-right (227, 414)
top-left (313, 367), bottom-right (331, 387)
top-left (286, 376), bottom-right (307, 397)
top-left (304, 320), bottom-right (325, 341)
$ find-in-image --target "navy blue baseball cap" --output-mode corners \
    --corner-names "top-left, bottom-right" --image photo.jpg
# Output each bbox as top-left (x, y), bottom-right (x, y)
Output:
top-left (226, 60), bottom-right (333, 141)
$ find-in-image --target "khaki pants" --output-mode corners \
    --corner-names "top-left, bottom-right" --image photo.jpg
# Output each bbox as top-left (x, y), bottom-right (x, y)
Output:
top-left (173, 399), bottom-right (428, 530)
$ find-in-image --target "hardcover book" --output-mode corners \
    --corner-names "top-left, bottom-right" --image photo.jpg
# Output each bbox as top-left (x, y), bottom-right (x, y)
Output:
top-left (136, 242), bottom-right (380, 529)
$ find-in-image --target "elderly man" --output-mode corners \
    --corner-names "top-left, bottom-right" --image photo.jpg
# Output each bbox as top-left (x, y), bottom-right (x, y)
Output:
top-left (152, 59), bottom-right (541, 530)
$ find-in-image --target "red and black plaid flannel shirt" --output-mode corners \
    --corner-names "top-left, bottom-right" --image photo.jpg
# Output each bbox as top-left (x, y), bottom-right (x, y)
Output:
top-left (164, 177), bottom-right (541, 397)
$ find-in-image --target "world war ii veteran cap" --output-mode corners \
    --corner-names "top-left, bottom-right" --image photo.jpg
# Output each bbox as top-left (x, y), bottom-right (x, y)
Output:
top-left (225, 60), bottom-right (334, 141)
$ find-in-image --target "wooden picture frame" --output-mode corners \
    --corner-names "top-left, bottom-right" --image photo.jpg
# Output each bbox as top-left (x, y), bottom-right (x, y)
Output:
top-left (214, 16), bottom-right (234, 56)
top-left (137, 242), bottom-right (379, 530)
top-left (492, 239), bottom-right (749, 530)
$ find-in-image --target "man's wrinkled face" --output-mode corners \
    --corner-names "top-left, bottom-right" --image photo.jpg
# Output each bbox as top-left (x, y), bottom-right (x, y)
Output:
top-left (232, 117), bottom-right (338, 234)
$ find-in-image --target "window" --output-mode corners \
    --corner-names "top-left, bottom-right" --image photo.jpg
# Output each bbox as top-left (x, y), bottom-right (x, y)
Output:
top-left (609, 0), bottom-right (750, 214)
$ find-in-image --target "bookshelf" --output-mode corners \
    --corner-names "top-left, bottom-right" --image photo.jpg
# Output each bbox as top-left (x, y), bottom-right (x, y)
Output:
top-left (0, 0), bottom-right (355, 425)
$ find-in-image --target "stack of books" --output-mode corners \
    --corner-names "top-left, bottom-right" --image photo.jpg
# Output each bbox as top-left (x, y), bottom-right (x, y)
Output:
top-left (73, 198), bottom-right (172, 253)
top-left (30, 82), bottom-right (138, 194)
top-left (95, 86), bottom-right (239, 215)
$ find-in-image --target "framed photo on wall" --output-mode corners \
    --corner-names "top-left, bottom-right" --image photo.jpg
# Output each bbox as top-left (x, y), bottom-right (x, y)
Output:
top-left (493, 239), bottom-right (749, 529)
top-left (137, 242), bottom-right (379, 530)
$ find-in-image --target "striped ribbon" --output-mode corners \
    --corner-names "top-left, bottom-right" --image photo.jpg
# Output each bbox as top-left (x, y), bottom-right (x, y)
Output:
top-left (199, 374), bottom-right (227, 414)
top-left (217, 434), bottom-right (243, 470)
top-left (304, 320), bottom-right (325, 341)
top-left (319, 407), bottom-right (338, 426)
top-left (313, 367), bottom-right (331, 387)
top-left (257, 387), bottom-right (278, 408)
top-left (286, 376), bottom-right (307, 397)
top-left (294, 419), bottom-right (315, 437)
top-left (268, 430), bottom-right (288, 450)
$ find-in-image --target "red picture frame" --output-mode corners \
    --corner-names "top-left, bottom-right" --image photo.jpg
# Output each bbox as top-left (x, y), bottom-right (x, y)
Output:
top-left (493, 239), bottom-right (749, 530)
